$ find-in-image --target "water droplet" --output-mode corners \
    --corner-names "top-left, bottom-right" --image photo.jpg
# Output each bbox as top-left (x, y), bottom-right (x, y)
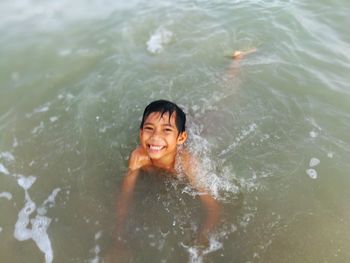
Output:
top-left (309, 131), bottom-right (318, 138)
top-left (306, 169), bottom-right (317, 179)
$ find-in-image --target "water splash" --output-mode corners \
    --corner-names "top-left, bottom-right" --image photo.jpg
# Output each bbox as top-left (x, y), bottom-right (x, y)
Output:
top-left (218, 123), bottom-right (258, 157)
top-left (183, 233), bottom-right (224, 263)
top-left (88, 230), bottom-right (103, 263)
top-left (183, 121), bottom-right (241, 200)
top-left (146, 27), bottom-right (174, 54)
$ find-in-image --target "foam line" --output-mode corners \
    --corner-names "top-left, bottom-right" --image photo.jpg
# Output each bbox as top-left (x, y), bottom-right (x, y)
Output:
top-left (13, 175), bottom-right (57, 263)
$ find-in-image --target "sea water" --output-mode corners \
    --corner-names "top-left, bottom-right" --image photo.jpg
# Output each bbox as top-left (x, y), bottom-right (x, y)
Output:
top-left (1, 0), bottom-right (350, 262)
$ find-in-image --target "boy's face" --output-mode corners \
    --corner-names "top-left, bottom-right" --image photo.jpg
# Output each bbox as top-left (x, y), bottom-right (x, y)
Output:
top-left (140, 111), bottom-right (187, 161)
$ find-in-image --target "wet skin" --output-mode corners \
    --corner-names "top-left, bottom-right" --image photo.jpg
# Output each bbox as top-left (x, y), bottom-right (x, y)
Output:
top-left (129, 112), bottom-right (187, 171)
top-left (111, 112), bottom-right (220, 262)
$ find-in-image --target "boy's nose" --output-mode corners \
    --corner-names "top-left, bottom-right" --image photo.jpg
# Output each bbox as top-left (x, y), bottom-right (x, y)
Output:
top-left (150, 129), bottom-right (162, 138)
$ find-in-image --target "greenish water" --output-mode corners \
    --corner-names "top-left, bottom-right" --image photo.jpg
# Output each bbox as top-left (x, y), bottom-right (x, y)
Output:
top-left (1, 1), bottom-right (350, 262)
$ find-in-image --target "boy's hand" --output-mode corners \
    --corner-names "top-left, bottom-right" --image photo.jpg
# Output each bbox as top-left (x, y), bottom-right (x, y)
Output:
top-left (128, 146), bottom-right (151, 171)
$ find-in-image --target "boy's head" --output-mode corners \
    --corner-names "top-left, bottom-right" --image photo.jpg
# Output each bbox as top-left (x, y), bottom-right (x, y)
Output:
top-left (140, 100), bottom-right (186, 134)
top-left (139, 100), bottom-right (187, 162)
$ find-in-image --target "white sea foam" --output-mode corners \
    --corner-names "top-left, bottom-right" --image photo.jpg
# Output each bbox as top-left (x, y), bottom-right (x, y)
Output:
top-left (34, 105), bottom-right (50, 113)
top-left (14, 198), bottom-right (54, 263)
top-left (146, 27), bottom-right (173, 54)
top-left (94, 230), bottom-right (102, 240)
top-left (87, 231), bottom-right (103, 263)
top-left (183, 121), bottom-right (240, 200)
top-left (0, 192), bottom-right (13, 200)
top-left (58, 93), bottom-right (75, 101)
top-left (31, 121), bottom-right (45, 134)
top-left (49, 116), bottom-right (59, 123)
top-left (309, 131), bottom-right (318, 138)
top-left (0, 151), bottom-right (15, 162)
top-left (309, 157), bottom-right (320, 167)
top-left (17, 175), bottom-right (37, 190)
top-left (14, 175), bottom-right (58, 263)
top-left (30, 215), bottom-right (53, 263)
top-left (183, 234), bottom-right (223, 263)
top-left (37, 188), bottom-right (61, 215)
top-left (26, 103), bottom-right (51, 118)
top-left (219, 123), bottom-right (257, 156)
top-left (88, 246), bottom-right (100, 263)
top-left (306, 168), bottom-right (317, 179)
top-left (0, 163), bottom-right (10, 175)
top-left (14, 193), bottom-right (37, 241)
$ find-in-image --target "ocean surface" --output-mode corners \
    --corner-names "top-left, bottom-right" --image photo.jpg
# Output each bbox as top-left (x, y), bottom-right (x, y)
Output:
top-left (1, 0), bottom-right (350, 262)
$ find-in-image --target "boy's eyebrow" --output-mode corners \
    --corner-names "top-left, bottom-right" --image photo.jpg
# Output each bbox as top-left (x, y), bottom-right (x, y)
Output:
top-left (143, 122), bottom-right (175, 127)
top-left (143, 122), bottom-right (154, 126)
top-left (162, 123), bottom-right (175, 127)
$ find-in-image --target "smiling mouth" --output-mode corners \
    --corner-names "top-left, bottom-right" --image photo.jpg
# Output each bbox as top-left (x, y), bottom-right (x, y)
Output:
top-left (148, 145), bottom-right (165, 151)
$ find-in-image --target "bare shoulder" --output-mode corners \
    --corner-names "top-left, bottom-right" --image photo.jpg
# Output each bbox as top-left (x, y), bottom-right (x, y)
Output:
top-left (178, 148), bottom-right (199, 183)
top-left (178, 148), bottom-right (195, 167)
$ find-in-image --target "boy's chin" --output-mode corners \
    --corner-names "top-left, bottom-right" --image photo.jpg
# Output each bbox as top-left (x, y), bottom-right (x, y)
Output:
top-left (147, 153), bottom-right (164, 160)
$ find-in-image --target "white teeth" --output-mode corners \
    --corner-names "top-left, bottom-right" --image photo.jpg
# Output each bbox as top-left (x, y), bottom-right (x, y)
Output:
top-left (149, 145), bottom-right (163, 151)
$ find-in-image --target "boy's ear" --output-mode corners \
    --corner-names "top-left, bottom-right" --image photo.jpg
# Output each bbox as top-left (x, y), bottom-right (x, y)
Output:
top-left (177, 131), bottom-right (187, 145)
top-left (139, 128), bottom-right (143, 139)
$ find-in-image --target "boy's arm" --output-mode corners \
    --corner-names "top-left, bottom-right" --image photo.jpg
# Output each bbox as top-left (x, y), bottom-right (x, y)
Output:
top-left (181, 151), bottom-right (221, 245)
top-left (115, 169), bottom-right (139, 237)
top-left (225, 48), bottom-right (257, 79)
top-left (105, 169), bottom-right (139, 262)
top-left (196, 191), bottom-right (221, 245)
top-left (115, 147), bottom-right (150, 236)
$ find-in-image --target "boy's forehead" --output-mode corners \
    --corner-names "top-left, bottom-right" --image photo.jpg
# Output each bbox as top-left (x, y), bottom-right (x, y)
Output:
top-left (144, 111), bottom-right (176, 124)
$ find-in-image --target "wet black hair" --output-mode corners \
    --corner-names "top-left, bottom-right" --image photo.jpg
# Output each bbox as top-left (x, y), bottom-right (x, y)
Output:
top-left (140, 100), bottom-right (186, 133)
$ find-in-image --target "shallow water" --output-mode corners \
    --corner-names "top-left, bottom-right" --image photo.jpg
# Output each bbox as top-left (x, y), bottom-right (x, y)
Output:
top-left (1, 0), bottom-right (350, 262)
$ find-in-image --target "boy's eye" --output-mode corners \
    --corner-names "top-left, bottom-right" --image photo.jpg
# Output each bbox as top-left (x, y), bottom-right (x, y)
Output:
top-left (164, 128), bottom-right (173, 132)
top-left (144, 126), bottom-right (153, 131)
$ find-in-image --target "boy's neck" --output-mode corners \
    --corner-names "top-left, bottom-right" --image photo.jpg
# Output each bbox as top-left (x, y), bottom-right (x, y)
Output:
top-left (150, 156), bottom-right (176, 172)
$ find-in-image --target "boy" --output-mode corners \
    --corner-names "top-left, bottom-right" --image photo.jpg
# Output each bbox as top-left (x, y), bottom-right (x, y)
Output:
top-left (112, 49), bottom-right (256, 260)
top-left (115, 100), bottom-right (220, 247)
